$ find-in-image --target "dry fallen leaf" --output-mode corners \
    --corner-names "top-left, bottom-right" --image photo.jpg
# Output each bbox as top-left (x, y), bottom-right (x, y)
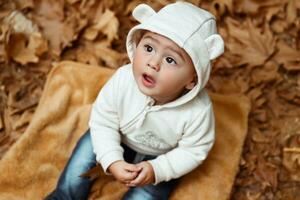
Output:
top-left (83, 8), bottom-right (119, 43)
top-left (235, 0), bottom-right (285, 15)
top-left (3, 11), bottom-right (38, 34)
top-left (252, 109), bottom-right (267, 123)
top-left (75, 48), bottom-right (99, 66)
top-left (94, 40), bottom-right (127, 68)
top-left (210, 0), bottom-right (233, 17)
top-left (282, 134), bottom-right (300, 182)
top-left (255, 156), bottom-right (278, 189)
top-left (274, 40), bottom-right (300, 71)
top-left (250, 61), bottom-right (281, 85)
top-left (226, 18), bottom-right (276, 67)
top-left (33, 0), bottom-right (87, 56)
top-left (251, 128), bottom-right (272, 143)
top-left (3, 11), bottom-right (48, 65)
top-left (80, 164), bottom-right (102, 180)
top-left (7, 81), bottom-right (42, 115)
top-left (0, 114), bottom-right (3, 131)
top-left (6, 32), bottom-right (48, 65)
top-left (13, 0), bottom-right (34, 10)
top-left (12, 109), bottom-right (34, 130)
top-left (286, 0), bottom-right (298, 25)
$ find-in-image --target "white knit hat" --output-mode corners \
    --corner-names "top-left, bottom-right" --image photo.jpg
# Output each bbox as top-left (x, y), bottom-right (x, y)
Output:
top-left (126, 2), bottom-right (224, 103)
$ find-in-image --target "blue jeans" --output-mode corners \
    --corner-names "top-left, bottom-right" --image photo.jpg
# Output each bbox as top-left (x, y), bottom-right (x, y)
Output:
top-left (45, 130), bottom-right (176, 200)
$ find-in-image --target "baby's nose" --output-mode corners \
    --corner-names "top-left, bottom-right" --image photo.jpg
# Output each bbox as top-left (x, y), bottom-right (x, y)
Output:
top-left (147, 56), bottom-right (160, 71)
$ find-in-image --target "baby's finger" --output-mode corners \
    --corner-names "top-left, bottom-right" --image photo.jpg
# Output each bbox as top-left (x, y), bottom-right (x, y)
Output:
top-left (124, 181), bottom-right (131, 187)
top-left (121, 171), bottom-right (138, 181)
top-left (125, 183), bottom-right (131, 187)
top-left (124, 163), bottom-right (142, 172)
top-left (130, 170), bottom-right (146, 186)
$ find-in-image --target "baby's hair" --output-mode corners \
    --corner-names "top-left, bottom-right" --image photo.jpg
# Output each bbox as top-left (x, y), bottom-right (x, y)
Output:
top-left (133, 30), bottom-right (147, 45)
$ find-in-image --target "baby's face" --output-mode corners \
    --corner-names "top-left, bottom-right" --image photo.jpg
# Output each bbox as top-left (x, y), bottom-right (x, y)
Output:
top-left (132, 31), bottom-right (196, 105)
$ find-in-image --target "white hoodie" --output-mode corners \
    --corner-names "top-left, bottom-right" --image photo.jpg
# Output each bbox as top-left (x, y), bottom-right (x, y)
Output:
top-left (89, 2), bottom-right (224, 184)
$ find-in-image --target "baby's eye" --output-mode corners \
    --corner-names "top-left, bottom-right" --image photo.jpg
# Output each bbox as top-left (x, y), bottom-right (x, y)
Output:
top-left (166, 57), bottom-right (177, 65)
top-left (144, 45), bottom-right (153, 52)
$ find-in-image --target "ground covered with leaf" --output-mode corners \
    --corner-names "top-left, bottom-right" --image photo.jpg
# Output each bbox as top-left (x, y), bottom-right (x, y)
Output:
top-left (0, 0), bottom-right (299, 199)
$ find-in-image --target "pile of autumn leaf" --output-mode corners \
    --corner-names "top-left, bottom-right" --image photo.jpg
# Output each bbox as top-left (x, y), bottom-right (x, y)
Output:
top-left (0, 0), bottom-right (299, 199)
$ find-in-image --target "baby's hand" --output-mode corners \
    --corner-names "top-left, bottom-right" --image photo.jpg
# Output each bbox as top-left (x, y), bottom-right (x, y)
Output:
top-left (108, 160), bottom-right (141, 184)
top-left (127, 161), bottom-right (155, 187)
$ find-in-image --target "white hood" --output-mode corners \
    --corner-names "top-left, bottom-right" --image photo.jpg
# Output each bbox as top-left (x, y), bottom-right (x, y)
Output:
top-left (126, 2), bottom-right (224, 106)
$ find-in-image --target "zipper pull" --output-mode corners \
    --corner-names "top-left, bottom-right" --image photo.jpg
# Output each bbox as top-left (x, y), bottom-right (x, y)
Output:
top-left (135, 113), bottom-right (146, 129)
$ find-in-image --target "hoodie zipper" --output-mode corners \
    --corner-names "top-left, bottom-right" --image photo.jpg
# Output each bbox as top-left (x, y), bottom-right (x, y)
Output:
top-left (120, 97), bottom-right (155, 131)
top-left (135, 104), bottom-right (151, 129)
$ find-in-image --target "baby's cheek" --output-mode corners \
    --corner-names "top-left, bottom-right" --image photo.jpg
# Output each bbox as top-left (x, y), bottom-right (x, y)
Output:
top-left (162, 72), bottom-right (182, 87)
top-left (159, 71), bottom-right (174, 82)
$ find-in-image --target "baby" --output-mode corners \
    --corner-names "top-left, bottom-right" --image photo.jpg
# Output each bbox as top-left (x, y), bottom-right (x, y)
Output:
top-left (45, 2), bottom-right (224, 200)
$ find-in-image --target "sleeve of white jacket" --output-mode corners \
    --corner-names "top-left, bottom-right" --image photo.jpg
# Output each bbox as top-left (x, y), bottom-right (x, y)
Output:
top-left (148, 104), bottom-right (215, 184)
top-left (89, 70), bottom-right (124, 173)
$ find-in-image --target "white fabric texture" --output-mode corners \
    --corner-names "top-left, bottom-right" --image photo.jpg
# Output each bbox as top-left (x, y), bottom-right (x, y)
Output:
top-left (89, 65), bottom-right (215, 184)
top-left (89, 2), bottom-right (224, 184)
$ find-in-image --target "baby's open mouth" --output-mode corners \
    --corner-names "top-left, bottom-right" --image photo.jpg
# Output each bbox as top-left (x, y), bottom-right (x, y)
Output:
top-left (142, 73), bottom-right (155, 87)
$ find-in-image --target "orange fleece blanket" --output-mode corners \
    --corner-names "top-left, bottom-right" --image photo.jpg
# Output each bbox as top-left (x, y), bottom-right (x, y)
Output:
top-left (0, 61), bottom-right (250, 200)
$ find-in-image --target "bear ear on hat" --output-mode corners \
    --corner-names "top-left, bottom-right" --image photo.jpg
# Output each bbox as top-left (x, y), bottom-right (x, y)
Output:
top-left (132, 4), bottom-right (156, 23)
top-left (205, 34), bottom-right (224, 60)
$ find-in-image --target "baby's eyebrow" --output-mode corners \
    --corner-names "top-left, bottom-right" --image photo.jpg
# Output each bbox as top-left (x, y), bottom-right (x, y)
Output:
top-left (166, 46), bottom-right (185, 61)
top-left (143, 35), bottom-right (185, 61)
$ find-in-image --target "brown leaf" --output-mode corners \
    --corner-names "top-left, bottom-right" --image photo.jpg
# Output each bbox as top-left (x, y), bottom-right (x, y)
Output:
top-left (6, 33), bottom-right (48, 65)
top-left (66, 0), bottom-right (80, 4)
top-left (3, 11), bottom-right (48, 65)
top-left (277, 91), bottom-right (300, 105)
top-left (264, 5), bottom-right (283, 23)
top-left (7, 82), bottom-right (42, 115)
top-left (125, 0), bottom-right (142, 15)
top-left (33, 0), bottom-right (87, 56)
top-left (286, 0), bottom-right (298, 25)
top-left (34, 16), bottom-right (75, 56)
top-left (270, 18), bottom-right (288, 34)
top-left (6, 33), bottom-right (38, 64)
top-left (94, 40), bottom-right (127, 68)
top-left (76, 49), bottom-right (99, 66)
top-left (0, 2), bottom-right (15, 20)
top-left (0, 133), bottom-right (14, 159)
top-left (251, 128), bottom-right (272, 143)
top-left (274, 41), bottom-right (300, 71)
top-left (13, 0), bottom-right (34, 10)
top-left (12, 109), bottom-right (34, 130)
top-left (282, 135), bottom-right (300, 181)
top-left (226, 18), bottom-right (276, 67)
top-left (242, 20), bottom-right (276, 66)
top-left (209, 0), bottom-right (233, 17)
top-left (3, 107), bottom-right (13, 137)
top-left (235, 0), bottom-right (285, 15)
top-left (255, 156), bottom-right (278, 188)
top-left (251, 61), bottom-right (281, 85)
top-left (80, 165), bottom-right (102, 181)
top-left (252, 109), bottom-right (267, 123)
top-left (244, 153), bottom-right (258, 173)
top-left (0, 114), bottom-right (3, 131)
top-left (34, 0), bottom-right (64, 20)
top-left (208, 76), bottom-right (244, 94)
top-left (83, 9), bottom-right (119, 43)
top-left (235, 0), bottom-right (260, 14)
top-left (247, 87), bottom-right (263, 103)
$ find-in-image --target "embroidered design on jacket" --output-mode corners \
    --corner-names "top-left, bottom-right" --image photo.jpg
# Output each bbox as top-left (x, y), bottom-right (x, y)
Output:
top-left (134, 131), bottom-right (171, 149)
